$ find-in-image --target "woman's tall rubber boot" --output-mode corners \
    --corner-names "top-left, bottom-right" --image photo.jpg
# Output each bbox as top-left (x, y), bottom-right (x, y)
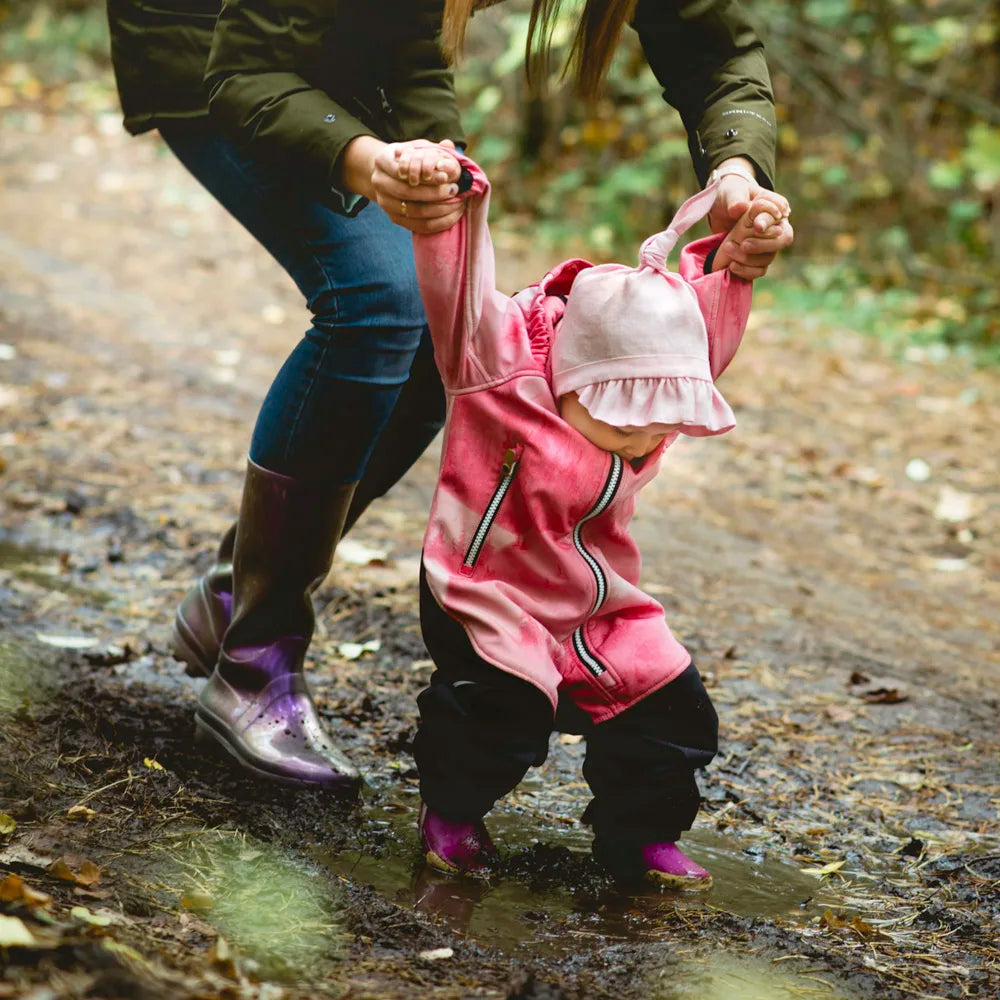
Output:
top-left (169, 339), bottom-right (446, 678)
top-left (170, 524), bottom-right (236, 678)
top-left (193, 458), bottom-right (362, 790)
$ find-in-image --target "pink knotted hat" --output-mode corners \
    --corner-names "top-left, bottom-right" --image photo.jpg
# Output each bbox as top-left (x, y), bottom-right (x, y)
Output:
top-left (551, 182), bottom-right (737, 437)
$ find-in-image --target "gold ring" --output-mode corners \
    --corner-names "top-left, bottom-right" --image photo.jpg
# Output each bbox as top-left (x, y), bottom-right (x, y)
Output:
top-left (399, 199), bottom-right (408, 216)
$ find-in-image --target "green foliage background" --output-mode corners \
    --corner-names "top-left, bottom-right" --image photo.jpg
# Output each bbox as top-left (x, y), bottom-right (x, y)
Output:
top-left (455, 0), bottom-right (1000, 357)
top-left (1, 0), bottom-right (997, 355)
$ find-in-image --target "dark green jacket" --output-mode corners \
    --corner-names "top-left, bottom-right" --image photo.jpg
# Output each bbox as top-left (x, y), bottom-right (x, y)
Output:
top-left (106, 0), bottom-right (776, 210)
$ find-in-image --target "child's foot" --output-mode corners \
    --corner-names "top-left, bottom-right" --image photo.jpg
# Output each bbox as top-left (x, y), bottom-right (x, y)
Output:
top-left (418, 802), bottom-right (499, 877)
top-left (640, 842), bottom-right (713, 890)
top-left (594, 838), bottom-right (712, 890)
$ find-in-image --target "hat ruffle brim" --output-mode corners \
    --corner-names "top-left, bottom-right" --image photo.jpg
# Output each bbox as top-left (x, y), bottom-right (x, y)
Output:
top-left (577, 377), bottom-right (736, 437)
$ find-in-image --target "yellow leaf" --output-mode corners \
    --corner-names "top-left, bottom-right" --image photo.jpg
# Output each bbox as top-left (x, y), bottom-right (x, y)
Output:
top-left (0, 812), bottom-right (16, 836)
top-left (71, 905), bottom-right (112, 927)
top-left (67, 805), bottom-right (98, 822)
top-left (0, 914), bottom-right (36, 947)
top-left (801, 859), bottom-right (846, 877)
top-left (143, 757), bottom-right (165, 771)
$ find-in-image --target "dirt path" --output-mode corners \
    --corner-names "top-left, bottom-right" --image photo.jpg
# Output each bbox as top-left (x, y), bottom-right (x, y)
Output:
top-left (1, 105), bottom-right (998, 1000)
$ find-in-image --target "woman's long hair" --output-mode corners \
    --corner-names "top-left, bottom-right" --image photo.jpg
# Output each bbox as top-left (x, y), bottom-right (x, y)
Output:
top-left (441, 0), bottom-right (637, 100)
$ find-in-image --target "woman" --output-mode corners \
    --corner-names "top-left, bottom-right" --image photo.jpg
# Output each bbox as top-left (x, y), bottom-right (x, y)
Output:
top-left (104, 0), bottom-right (793, 791)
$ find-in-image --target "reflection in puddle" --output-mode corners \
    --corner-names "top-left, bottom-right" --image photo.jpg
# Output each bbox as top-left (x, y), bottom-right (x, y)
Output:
top-left (167, 829), bottom-right (348, 978)
top-left (648, 953), bottom-right (858, 1000)
top-left (316, 791), bottom-right (841, 958)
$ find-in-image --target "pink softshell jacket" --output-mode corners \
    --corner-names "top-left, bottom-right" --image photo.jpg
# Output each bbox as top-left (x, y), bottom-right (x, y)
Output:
top-left (413, 158), bottom-right (751, 724)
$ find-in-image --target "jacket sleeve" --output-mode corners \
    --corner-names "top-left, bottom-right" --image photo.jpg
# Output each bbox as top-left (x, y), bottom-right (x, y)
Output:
top-left (633, 0), bottom-right (777, 188)
top-left (382, 2), bottom-right (464, 148)
top-left (678, 233), bottom-right (752, 379)
top-left (204, 0), bottom-right (462, 215)
top-left (412, 157), bottom-right (517, 391)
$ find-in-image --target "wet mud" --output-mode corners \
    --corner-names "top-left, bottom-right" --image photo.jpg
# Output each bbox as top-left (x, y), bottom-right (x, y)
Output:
top-left (2, 110), bottom-right (999, 999)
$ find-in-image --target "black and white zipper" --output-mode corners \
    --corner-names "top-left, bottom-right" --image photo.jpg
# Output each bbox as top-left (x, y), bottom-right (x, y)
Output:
top-left (571, 454), bottom-right (623, 684)
top-left (462, 448), bottom-right (520, 571)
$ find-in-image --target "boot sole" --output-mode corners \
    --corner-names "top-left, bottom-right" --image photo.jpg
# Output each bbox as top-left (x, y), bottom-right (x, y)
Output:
top-left (423, 849), bottom-right (496, 879)
top-left (193, 709), bottom-right (362, 793)
top-left (644, 870), bottom-right (713, 891)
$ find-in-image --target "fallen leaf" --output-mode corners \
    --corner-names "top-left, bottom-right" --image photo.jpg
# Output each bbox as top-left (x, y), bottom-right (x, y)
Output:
top-left (0, 813), bottom-right (15, 836)
top-left (419, 947), bottom-right (454, 960)
top-left (143, 757), bottom-right (165, 771)
top-left (819, 910), bottom-right (875, 938)
top-left (180, 890), bottom-right (214, 913)
top-left (801, 860), bottom-right (846, 877)
top-left (77, 860), bottom-right (102, 886)
top-left (67, 805), bottom-right (97, 822)
top-left (0, 844), bottom-right (51, 869)
top-left (338, 639), bottom-right (381, 660)
top-left (337, 538), bottom-right (389, 565)
top-left (70, 905), bottom-right (112, 927)
top-left (46, 857), bottom-right (102, 886)
top-left (934, 485), bottom-right (976, 523)
top-left (849, 673), bottom-right (908, 704)
top-left (0, 874), bottom-right (51, 907)
top-left (34, 632), bottom-right (98, 649)
top-left (0, 914), bottom-right (36, 947)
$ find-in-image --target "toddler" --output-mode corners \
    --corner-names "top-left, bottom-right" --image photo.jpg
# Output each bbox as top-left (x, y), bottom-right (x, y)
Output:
top-left (404, 149), bottom-right (777, 888)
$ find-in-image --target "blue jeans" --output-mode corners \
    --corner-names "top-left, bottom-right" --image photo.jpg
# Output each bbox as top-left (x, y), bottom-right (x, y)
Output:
top-left (160, 123), bottom-right (439, 485)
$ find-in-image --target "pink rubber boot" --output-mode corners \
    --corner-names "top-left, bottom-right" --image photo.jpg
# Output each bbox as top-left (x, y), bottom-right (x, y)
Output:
top-left (640, 841), bottom-right (712, 890)
top-left (418, 802), bottom-right (499, 877)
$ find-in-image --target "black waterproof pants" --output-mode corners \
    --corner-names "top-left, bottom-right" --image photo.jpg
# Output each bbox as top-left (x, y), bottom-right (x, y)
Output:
top-left (413, 564), bottom-right (719, 845)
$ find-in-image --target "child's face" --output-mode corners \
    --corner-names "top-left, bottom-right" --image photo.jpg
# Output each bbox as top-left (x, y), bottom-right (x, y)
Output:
top-left (559, 392), bottom-right (675, 460)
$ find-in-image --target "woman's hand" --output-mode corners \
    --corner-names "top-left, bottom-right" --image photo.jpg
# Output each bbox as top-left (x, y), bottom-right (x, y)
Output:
top-left (712, 194), bottom-right (793, 279)
top-left (708, 158), bottom-right (794, 280)
top-left (341, 136), bottom-right (465, 234)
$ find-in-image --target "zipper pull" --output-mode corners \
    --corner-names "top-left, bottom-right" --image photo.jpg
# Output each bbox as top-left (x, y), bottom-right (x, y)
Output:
top-left (377, 85), bottom-right (392, 115)
top-left (502, 448), bottom-right (518, 478)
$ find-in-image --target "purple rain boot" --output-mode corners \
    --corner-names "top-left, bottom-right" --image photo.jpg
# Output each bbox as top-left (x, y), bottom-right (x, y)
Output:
top-left (640, 842), bottom-right (713, 890)
top-left (194, 458), bottom-right (361, 791)
top-left (168, 350), bottom-right (446, 678)
top-left (418, 802), bottom-right (499, 877)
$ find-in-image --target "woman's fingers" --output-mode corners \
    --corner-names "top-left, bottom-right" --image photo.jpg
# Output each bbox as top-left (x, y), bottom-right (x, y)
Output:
top-left (383, 199), bottom-right (466, 234)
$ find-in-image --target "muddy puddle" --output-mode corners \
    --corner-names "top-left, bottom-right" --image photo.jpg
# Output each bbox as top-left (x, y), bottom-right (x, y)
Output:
top-left (312, 790), bottom-right (843, 956)
top-left (644, 952), bottom-right (859, 999)
top-left (119, 817), bottom-right (862, 998)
